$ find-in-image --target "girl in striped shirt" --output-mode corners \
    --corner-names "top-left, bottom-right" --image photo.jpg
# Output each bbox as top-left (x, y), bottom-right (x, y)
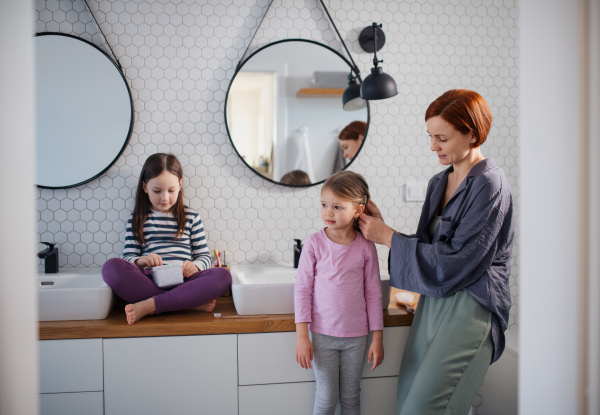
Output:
top-left (102, 153), bottom-right (231, 324)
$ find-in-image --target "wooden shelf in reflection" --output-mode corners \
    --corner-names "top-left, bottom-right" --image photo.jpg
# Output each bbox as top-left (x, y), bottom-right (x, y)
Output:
top-left (296, 88), bottom-right (345, 98)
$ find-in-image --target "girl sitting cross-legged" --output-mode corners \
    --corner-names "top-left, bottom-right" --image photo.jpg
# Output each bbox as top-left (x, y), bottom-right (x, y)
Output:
top-left (102, 153), bottom-right (231, 324)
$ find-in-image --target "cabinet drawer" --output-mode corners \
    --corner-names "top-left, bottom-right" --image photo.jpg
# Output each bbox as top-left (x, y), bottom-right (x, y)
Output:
top-left (40, 392), bottom-right (103, 415)
top-left (238, 327), bottom-right (410, 385)
top-left (103, 335), bottom-right (238, 415)
top-left (39, 339), bottom-right (103, 393)
top-left (361, 377), bottom-right (399, 415)
top-left (239, 377), bottom-right (398, 415)
top-left (239, 382), bottom-right (316, 415)
top-left (361, 326), bottom-right (410, 378)
top-left (239, 332), bottom-right (315, 385)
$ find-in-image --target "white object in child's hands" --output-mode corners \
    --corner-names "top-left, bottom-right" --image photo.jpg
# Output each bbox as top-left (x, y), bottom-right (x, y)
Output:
top-left (150, 263), bottom-right (184, 288)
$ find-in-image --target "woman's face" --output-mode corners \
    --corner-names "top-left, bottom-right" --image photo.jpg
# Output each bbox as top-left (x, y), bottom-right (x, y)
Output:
top-left (426, 116), bottom-right (476, 166)
top-left (339, 134), bottom-right (364, 160)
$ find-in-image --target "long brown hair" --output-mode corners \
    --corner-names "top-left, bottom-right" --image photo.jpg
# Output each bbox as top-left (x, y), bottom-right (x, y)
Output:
top-left (425, 89), bottom-right (492, 147)
top-left (132, 153), bottom-right (186, 246)
top-left (322, 171), bottom-right (370, 232)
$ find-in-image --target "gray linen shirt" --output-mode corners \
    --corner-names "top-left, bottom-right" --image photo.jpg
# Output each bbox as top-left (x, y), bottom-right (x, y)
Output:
top-left (389, 158), bottom-right (514, 363)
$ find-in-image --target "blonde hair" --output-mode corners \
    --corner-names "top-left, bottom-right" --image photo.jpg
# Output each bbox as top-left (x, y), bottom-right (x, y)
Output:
top-left (322, 171), bottom-right (370, 231)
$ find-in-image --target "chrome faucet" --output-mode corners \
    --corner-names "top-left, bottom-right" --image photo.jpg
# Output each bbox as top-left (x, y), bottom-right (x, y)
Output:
top-left (38, 242), bottom-right (59, 274)
top-left (293, 239), bottom-right (303, 269)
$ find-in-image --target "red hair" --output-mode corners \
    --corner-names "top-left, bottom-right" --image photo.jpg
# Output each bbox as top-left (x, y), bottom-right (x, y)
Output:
top-left (425, 89), bottom-right (492, 147)
top-left (338, 121), bottom-right (367, 141)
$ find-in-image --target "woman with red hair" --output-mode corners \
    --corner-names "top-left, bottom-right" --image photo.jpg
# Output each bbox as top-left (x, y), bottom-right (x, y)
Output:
top-left (338, 120), bottom-right (367, 161)
top-left (359, 89), bottom-right (514, 414)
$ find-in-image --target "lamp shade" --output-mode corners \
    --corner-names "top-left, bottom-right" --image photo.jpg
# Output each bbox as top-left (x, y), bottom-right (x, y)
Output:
top-left (342, 81), bottom-right (366, 111)
top-left (360, 66), bottom-right (398, 100)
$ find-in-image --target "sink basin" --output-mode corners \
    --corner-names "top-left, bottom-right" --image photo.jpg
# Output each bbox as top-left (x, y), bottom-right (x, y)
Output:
top-left (38, 268), bottom-right (114, 321)
top-left (231, 264), bottom-right (390, 316)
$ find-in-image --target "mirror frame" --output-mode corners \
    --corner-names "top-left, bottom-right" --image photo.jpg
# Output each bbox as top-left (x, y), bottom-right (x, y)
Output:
top-left (224, 39), bottom-right (370, 188)
top-left (35, 32), bottom-right (134, 189)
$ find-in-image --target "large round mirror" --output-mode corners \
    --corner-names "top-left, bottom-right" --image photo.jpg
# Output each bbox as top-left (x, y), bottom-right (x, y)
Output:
top-left (35, 33), bottom-right (133, 189)
top-left (225, 40), bottom-right (369, 187)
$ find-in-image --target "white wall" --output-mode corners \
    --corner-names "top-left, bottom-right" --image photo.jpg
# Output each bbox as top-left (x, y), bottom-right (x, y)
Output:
top-left (0, 1), bottom-right (39, 415)
top-left (520, 0), bottom-right (599, 413)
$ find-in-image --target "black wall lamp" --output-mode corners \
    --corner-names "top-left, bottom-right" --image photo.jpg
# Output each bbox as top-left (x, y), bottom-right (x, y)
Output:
top-left (342, 72), bottom-right (366, 111)
top-left (358, 23), bottom-right (398, 100)
top-left (315, 1), bottom-right (396, 109)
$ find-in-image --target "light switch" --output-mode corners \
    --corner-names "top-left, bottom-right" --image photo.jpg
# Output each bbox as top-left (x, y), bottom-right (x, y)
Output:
top-left (404, 184), bottom-right (426, 202)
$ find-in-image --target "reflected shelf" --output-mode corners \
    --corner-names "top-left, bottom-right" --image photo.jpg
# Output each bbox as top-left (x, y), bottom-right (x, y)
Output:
top-left (296, 88), bottom-right (345, 98)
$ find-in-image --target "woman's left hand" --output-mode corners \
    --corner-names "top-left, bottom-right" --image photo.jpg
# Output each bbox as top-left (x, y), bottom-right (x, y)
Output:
top-left (359, 211), bottom-right (395, 248)
top-left (182, 261), bottom-right (199, 278)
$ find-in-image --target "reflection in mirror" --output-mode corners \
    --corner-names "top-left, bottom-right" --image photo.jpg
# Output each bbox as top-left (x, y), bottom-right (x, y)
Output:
top-left (35, 33), bottom-right (133, 189)
top-left (225, 40), bottom-right (369, 186)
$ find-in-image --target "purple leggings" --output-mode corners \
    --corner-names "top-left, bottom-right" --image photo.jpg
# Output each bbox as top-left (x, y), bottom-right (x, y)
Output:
top-left (101, 258), bottom-right (232, 315)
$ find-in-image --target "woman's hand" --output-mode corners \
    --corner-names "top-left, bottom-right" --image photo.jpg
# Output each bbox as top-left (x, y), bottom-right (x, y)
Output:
top-left (368, 330), bottom-right (384, 370)
top-left (359, 201), bottom-right (395, 248)
top-left (135, 253), bottom-right (163, 268)
top-left (364, 200), bottom-right (384, 221)
top-left (182, 261), bottom-right (199, 278)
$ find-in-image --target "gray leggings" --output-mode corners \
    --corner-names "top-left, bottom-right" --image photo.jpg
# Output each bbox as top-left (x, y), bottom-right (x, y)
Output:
top-left (312, 332), bottom-right (368, 415)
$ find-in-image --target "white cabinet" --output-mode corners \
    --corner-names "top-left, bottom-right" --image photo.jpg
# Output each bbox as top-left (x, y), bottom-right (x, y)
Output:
top-left (239, 377), bottom-right (398, 415)
top-left (239, 382), bottom-right (317, 415)
top-left (361, 377), bottom-right (399, 414)
top-left (103, 334), bottom-right (238, 415)
top-left (40, 392), bottom-right (103, 415)
top-left (39, 326), bottom-right (409, 415)
top-left (39, 339), bottom-right (104, 415)
top-left (39, 339), bottom-right (104, 393)
top-left (238, 327), bottom-right (409, 385)
top-left (238, 327), bottom-right (408, 414)
top-left (239, 331), bottom-right (315, 385)
top-left (361, 327), bottom-right (410, 378)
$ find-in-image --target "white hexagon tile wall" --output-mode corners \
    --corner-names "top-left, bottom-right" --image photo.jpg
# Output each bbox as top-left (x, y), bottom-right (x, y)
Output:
top-left (35, 0), bottom-right (519, 332)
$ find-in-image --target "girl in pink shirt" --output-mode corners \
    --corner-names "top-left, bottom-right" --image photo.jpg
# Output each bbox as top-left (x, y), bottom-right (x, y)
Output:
top-left (294, 171), bottom-right (384, 415)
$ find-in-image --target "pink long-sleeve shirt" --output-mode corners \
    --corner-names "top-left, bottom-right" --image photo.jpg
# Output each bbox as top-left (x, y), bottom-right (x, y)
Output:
top-left (294, 229), bottom-right (384, 337)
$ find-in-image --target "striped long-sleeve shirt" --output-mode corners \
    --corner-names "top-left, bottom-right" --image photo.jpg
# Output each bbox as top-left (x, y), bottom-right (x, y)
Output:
top-left (122, 207), bottom-right (212, 271)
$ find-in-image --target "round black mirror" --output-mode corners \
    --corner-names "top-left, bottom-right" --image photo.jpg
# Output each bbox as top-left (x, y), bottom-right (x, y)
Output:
top-left (225, 39), bottom-right (370, 187)
top-left (35, 33), bottom-right (133, 189)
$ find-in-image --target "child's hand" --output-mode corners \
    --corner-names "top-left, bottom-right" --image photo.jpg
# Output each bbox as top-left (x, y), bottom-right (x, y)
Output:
top-left (135, 253), bottom-right (163, 267)
top-left (182, 261), bottom-right (199, 278)
top-left (295, 337), bottom-right (314, 369)
top-left (368, 330), bottom-right (384, 370)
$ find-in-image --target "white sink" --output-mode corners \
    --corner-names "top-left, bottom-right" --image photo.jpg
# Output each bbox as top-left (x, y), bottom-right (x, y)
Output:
top-left (38, 268), bottom-right (115, 321)
top-left (231, 264), bottom-right (390, 316)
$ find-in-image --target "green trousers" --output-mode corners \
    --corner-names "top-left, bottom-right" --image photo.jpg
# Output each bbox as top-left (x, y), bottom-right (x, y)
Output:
top-left (397, 291), bottom-right (493, 415)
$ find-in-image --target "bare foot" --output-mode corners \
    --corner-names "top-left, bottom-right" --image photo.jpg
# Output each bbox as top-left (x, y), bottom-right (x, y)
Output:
top-left (124, 298), bottom-right (156, 324)
top-left (189, 299), bottom-right (216, 312)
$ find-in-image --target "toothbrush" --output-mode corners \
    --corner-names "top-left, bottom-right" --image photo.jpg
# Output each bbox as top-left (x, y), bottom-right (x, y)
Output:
top-left (214, 249), bottom-right (221, 267)
top-left (223, 250), bottom-right (228, 267)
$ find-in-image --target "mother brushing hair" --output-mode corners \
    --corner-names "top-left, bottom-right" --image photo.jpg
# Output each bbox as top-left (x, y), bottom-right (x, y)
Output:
top-left (359, 89), bottom-right (514, 415)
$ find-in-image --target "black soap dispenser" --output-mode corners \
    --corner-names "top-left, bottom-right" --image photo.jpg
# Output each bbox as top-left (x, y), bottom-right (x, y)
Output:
top-left (293, 239), bottom-right (303, 269)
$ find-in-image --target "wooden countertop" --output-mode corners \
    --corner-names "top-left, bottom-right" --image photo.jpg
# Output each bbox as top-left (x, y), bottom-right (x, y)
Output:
top-left (39, 288), bottom-right (417, 340)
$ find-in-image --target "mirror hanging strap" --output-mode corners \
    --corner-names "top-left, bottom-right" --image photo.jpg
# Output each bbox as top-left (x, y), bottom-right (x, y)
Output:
top-left (318, 0), bottom-right (361, 80)
top-left (236, 0), bottom-right (275, 73)
top-left (83, 0), bottom-right (123, 71)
